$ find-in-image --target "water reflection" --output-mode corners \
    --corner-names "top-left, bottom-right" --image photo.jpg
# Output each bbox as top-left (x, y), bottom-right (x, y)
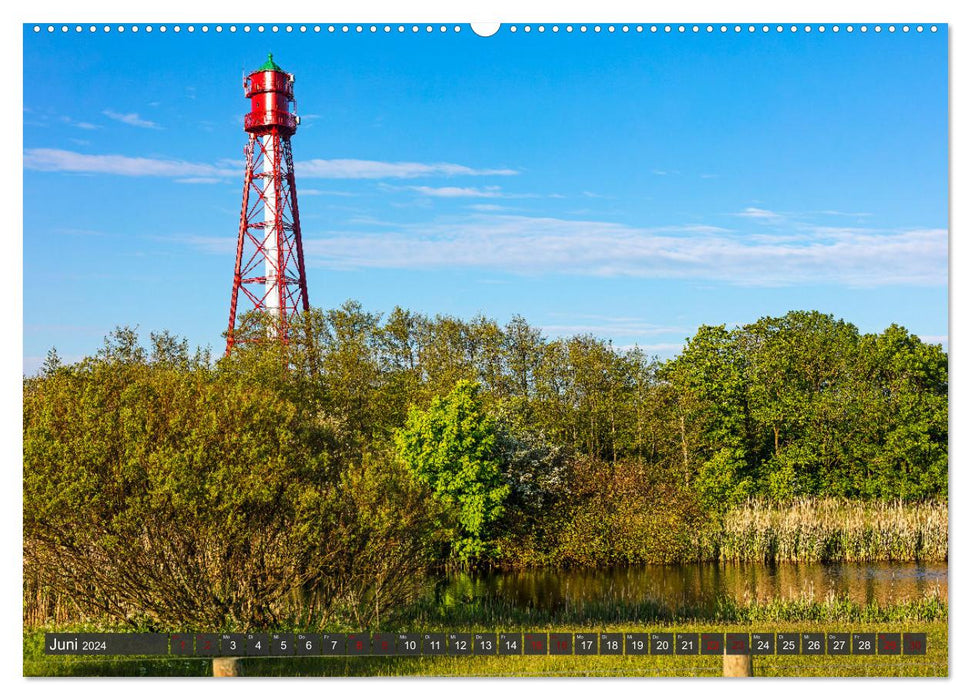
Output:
top-left (438, 562), bottom-right (947, 612)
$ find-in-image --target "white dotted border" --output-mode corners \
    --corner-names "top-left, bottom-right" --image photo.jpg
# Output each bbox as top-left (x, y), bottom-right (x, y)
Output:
top-left (31, 24), bottom-right (939, 35)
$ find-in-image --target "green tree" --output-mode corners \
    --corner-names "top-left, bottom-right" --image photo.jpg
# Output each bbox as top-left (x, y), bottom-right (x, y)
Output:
top-left (663, 324), bottom-right (754, 509)
top-left (380, 306), bottom-right (427, 424)
top-left (501, 315), bottom-right (544, 409)
top-left (741, 311), bottom-right (862, 498)
top-left (857, 324), bottom-right (948, 499)
top-left (395, 380), bottom-right (510, 561)
top-left (40, 347), bottom-right (62, 377)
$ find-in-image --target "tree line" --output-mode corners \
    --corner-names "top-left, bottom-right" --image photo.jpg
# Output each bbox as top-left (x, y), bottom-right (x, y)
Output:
top-left (233, 302), bottom-right (946, 504)
top-left (23, 304), bottom-right (947, 628)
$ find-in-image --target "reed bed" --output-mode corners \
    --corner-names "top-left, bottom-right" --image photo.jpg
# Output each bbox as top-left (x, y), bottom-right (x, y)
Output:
top-left (694, 498), bottom-right (947, 563)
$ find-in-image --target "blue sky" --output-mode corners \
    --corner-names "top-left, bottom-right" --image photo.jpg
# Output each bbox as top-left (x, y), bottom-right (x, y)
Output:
top-left (23, 24), bottom-right (948, 374)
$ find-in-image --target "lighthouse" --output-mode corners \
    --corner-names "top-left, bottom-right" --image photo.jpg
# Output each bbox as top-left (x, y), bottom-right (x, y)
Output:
top-left (226, 53), bottom-right (310, 353)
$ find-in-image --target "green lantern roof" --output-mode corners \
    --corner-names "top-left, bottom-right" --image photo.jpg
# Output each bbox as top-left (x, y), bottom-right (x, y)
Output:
top-left (257, 53), bottom-right (284, 72)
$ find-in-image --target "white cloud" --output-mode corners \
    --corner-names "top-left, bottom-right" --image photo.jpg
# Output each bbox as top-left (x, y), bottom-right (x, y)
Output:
top-left (735, 208), bottom-right (873, 225)
top-left (25, 109), bottom-right (104, 131)
top-left (735, 207), bottom-right (787, 223)
top-left (300, 215), bottom-right (945, 287)
top-left (406, 185), bottom-right (506, 198)
top-left (24, 148), bottom-right (236, 178)
top-left (24, 148), bottom-right (516, 183)
top-left (298, 189), bottom-right (356, 197)
top-left (179, 209), bottom-right (946, 288)
top-left (103, 110), bottom-right (161, 129)
top-left (468, 203), bottom-right (512, 212)
top-left (659, 224), bottom-right (733, 234)
top-left (295, 158), bottom-right (517, 179)
top-left (389, 184), bottom-right (548, 200)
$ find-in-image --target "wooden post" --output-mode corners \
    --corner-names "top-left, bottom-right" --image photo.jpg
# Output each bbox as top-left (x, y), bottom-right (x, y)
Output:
top-left (213, 657), bottom-right (241, 677)
top-left (723, 652), bottom-right (753, 677)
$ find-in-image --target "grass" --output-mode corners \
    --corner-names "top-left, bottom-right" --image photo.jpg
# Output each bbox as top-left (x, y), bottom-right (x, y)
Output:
top-left (390, 591), bottom-right (949, 628)
top-left (693, 498), bottom-right (948, 563)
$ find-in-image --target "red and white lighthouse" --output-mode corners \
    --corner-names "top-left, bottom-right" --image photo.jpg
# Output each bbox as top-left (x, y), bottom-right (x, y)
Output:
top-left (226, 53), bottom-right (310, 353)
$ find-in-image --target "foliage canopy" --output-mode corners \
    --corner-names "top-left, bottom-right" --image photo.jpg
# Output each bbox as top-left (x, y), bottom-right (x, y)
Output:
top-left (23, 305), bottom-right (948, 627)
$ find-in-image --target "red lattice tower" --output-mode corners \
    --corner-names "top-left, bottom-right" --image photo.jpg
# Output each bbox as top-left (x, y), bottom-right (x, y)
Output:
top-left (226, 53), bottom-right (310, 353)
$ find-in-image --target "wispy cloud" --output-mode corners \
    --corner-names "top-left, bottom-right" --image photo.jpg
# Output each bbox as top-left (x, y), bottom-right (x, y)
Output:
top-left (298, 189), bottom-right (357, 197)
top-left (24, 148), bottom-right (236, 178)
top-left (182, 213), bottom-right (946, 288)
top-left (103, 110), bottom-right (161, 129)
top-left (581, 191), bottom-right (615, 199)
top-left (390, 185), bottom-right (591, 201)
top-left (542, 314), bottom-right (685, 338)
top-left (296, 159), bottom-right (517, 179)
top-left (26, 111), bottom-right (102, 130)
top-left (405, 185), bottom-right (507, 198)
top-left (24, 148), bottom-right (516, 183)
top-left (734, 207), bottom-right (787, 223)
top-left (54, 227), bottom-right (107, 237)
top-left (468, 203), bottom-right (512, 212)
top-left (735, 207), bottom-right (872, 224)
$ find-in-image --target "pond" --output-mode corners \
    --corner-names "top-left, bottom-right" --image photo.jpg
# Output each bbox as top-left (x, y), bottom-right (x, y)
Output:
top-left (435, 562), bottom-right (947, 614)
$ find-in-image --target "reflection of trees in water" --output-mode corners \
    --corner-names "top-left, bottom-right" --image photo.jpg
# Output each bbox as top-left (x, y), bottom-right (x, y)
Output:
top-left (438, 562), bottom-right (948, 612)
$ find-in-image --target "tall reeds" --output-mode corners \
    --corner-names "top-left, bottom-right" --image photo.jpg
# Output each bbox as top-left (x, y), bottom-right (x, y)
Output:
top-left (694, 498), bottom-right (948, 563)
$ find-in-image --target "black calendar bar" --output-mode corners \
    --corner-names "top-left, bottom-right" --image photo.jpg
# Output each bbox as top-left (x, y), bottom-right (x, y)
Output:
top-left (44, 633), bottom-right (168, 655)
top-left (43, 631), bottom-right (927, 657)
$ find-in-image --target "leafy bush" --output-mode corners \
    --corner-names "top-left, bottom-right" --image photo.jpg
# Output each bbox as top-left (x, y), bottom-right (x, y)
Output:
top-left (395, 380), bottom-right (510, 561)
top-left (554, 457), bottom-right (709, 566)
top-left (23, 330), bottom-right (435, 630)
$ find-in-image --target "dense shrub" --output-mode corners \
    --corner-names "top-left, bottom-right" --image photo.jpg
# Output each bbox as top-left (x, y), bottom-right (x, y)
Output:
top-left (554, 457), bottom-right (710, 566)
top-left (23, 333), bottom-right (436, 630)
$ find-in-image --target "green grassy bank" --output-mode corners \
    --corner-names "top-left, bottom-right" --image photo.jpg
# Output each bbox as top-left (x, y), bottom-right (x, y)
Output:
top-left (24, 596), bottom-right (948, 678)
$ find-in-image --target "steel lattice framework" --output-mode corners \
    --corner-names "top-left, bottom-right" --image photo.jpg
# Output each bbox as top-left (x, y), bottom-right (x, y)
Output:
top-left (226, 56), bottom-right (309, 353)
